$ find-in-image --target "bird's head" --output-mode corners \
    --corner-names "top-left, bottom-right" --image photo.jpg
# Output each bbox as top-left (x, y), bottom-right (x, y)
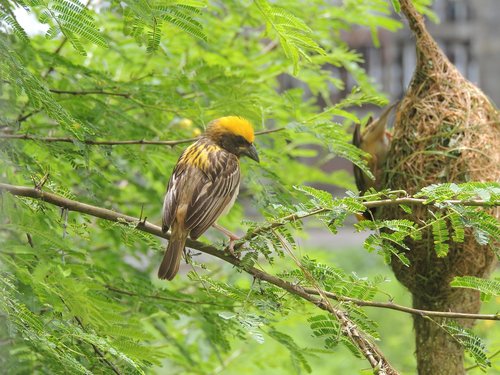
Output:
top-left (205, 116), bottom-right (260, 162)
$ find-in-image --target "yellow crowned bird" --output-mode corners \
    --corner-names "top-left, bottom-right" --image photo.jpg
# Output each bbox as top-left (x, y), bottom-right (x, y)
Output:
top-left (159, 116), bottom-right (259, 280)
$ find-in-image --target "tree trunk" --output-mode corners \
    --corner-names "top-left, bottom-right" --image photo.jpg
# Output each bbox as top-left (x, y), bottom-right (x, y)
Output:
top-left (413, 313), bottom-right (464, 375)
top-left (388, 233), bottom-right (496, 375)
top-left (412, 290), bottom-right (479, 375)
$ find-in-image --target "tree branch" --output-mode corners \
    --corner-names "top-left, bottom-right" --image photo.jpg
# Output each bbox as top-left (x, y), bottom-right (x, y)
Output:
top-left (73, 316), bottom-right (122, 375)
top-left (49, 89), bottom-right (131, 98)
top-left (2, 184), bottom-right (498, 372)
top-left (364, 197), bottom-right (495, 208)
top-left (0, 182), bottom-right (398, 374)
top-left (303, 288), bottom-right (499, 321)
top-left (238, 196), bottom-right (497, 248)
top-left (0, 128), bottom-right (285, 146)
top-left (104, 285), bottom-right (237, 308)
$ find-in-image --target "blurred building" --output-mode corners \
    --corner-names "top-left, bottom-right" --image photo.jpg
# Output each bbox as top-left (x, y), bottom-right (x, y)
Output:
top-left (341, 0), bottom-right (500, 106)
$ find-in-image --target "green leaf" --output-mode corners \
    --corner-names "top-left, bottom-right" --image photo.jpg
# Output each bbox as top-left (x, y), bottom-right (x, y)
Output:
top-left (451, 276), bottom-right (500, 297)
top-left (442, 322), bottom-right (491, 370)
top-left (254, 0), bottom-right (325, 74)
top-left (390, 0), bottom-right (401, 13)
top-left (431, 212), bottom-right (450, 257)
top-left (294, 185), bottom-right (333, 207)
top-left (268, 329), bottom-right (312, 373)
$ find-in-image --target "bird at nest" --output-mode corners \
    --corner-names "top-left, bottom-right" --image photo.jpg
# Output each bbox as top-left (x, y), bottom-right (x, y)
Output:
top-left (159, 116), bottom-right (260, 280)
top-left (353, 102), bottom-right (398, 220)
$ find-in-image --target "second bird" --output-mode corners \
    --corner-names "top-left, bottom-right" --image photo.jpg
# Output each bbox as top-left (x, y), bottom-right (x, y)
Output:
top-left (159, 116), bottom-right (260, 280)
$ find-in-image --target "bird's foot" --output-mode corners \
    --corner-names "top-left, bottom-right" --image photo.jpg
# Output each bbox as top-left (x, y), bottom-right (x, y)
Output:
top-left (227, 236), bottom-right (243, 258)
top-left (212, 223), bottom-right (242, 258)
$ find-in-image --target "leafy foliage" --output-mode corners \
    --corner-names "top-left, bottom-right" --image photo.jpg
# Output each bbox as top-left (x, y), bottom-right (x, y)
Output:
top-left (24, 0), bottom-right (107, 54)
top-left (441, 321), bottom-right (491, 370)
top-left (430, 211), bottom-right (450, 257)
top-left (415, 182), bottom-right (500, 205)
top-left (451, 276), bottom-right (500, 301)
top-left (0, 0), bottom-right (498, 374)
top-left (255, 0), bottom-right (325, 74)
top-left (267, 329), bottom-right (312, 373)
top-left (121, 0), bottom-right (207, 53)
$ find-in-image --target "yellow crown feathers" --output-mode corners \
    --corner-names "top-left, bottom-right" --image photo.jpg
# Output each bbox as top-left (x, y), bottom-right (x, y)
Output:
top-left (208, 116), bottom-right (255, 143)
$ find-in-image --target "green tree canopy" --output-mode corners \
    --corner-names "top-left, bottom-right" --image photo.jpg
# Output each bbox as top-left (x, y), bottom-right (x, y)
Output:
top-left (1, 0), bottom-right (499, 374)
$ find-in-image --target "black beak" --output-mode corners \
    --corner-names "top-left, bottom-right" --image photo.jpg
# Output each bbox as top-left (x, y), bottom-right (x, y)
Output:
top-left (243, 144), bottom-right (259, 163)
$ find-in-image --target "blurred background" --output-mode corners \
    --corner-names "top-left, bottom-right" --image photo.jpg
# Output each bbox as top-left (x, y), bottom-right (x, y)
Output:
top-left (280, 0), bottom-right (500, 107)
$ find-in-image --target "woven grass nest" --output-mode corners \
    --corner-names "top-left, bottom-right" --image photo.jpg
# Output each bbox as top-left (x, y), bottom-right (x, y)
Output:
top-left (380, 0), bottom-right (499, 311)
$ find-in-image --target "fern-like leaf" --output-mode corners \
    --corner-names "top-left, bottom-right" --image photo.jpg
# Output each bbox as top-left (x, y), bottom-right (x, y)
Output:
top-left (442, 321), bottom-right (491, 370)
top-left (0, 6), bottom-right (29, 42)
top-left (122, 0), bottom-right (206, 53)
top-left (308, 315), bottom-right (361, 358)
top-left (254, 0), bottom-right (325, 74)
top-left (294, 185), bottom-right (333, 207)
top-left (431, 212), bottom-right (450, 257)
top-left (268, 329), bottom-right (312, 373)
top-left (451, 276), bottom-right (500, 298)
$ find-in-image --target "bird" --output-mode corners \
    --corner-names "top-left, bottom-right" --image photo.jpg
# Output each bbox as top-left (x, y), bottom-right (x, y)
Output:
top-left (159, 116), bottom-right (260, 280)
top-left (352, 103), bottom-right (397, 220)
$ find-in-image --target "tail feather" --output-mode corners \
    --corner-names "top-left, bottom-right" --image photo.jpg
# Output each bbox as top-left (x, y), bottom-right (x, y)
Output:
top-left (158, 227), bottom-right (188, 281)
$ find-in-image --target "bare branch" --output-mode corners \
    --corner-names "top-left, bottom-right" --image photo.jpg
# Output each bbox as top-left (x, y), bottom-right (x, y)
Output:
top-left (303, 288), bottom-right (500, 321)
top-left (0, 127), bottom-right (285, 147)
top-left (49, 89), bottom-right (131, 98)
top-left (104, 285), bottom-right (237, 308)
top-left (238, 196), bottom-right (497, 249)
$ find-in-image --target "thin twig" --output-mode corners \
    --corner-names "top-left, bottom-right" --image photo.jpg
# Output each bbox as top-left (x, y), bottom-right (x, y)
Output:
top-left (26, 233), bottom-right (34, 248)
top-left (237, 196), bottom-right (496, 249)
top-left (235, 207), bottom-right (328, 250)
top-left (303, 288), bottom-right (500, 321)
top-left (364, 197), bottom-right (494, 208)
top-left (17, 110), bottom-right (42, 124)
top-left (73, 316), bottom-right (122, 375)
top-left (0, 127), bottom-right (285, 146)
top-left (0, 133), bottom-right (196, 146)
top-left (49, 89), bottom-right (131, 98)
top-left (104, 285), bottom-right (237, 308)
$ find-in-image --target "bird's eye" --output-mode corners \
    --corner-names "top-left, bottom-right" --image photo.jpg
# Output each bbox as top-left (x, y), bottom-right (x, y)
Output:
top-left (236, 136), bottom-right (247, 146)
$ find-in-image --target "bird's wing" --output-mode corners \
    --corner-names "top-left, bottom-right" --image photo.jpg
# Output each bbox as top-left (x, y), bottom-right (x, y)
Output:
top-left (352, 122), bottom-right (369, 194)
top-left (162, 158), bottom-right (184, 232)
top-left (186, 151), bottom-right (240, 240)
top-left (362, 102), bottom-right (398, 148)
top-left (162, 143), bottom-right (202, 232)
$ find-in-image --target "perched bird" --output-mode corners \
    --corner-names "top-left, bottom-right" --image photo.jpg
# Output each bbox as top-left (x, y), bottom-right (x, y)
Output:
top-left (353, 103), bottom-right (397, 220)
top-left (159, 116), bottom-right (260, 280)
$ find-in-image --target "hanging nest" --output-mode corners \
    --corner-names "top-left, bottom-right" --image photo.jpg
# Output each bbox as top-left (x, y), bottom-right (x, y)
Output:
top-left (379, 0), bottom-right (499, 313)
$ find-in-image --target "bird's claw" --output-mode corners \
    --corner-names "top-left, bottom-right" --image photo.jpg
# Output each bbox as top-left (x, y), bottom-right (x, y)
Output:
top-left (226, 238), bottom-right (243, 259)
